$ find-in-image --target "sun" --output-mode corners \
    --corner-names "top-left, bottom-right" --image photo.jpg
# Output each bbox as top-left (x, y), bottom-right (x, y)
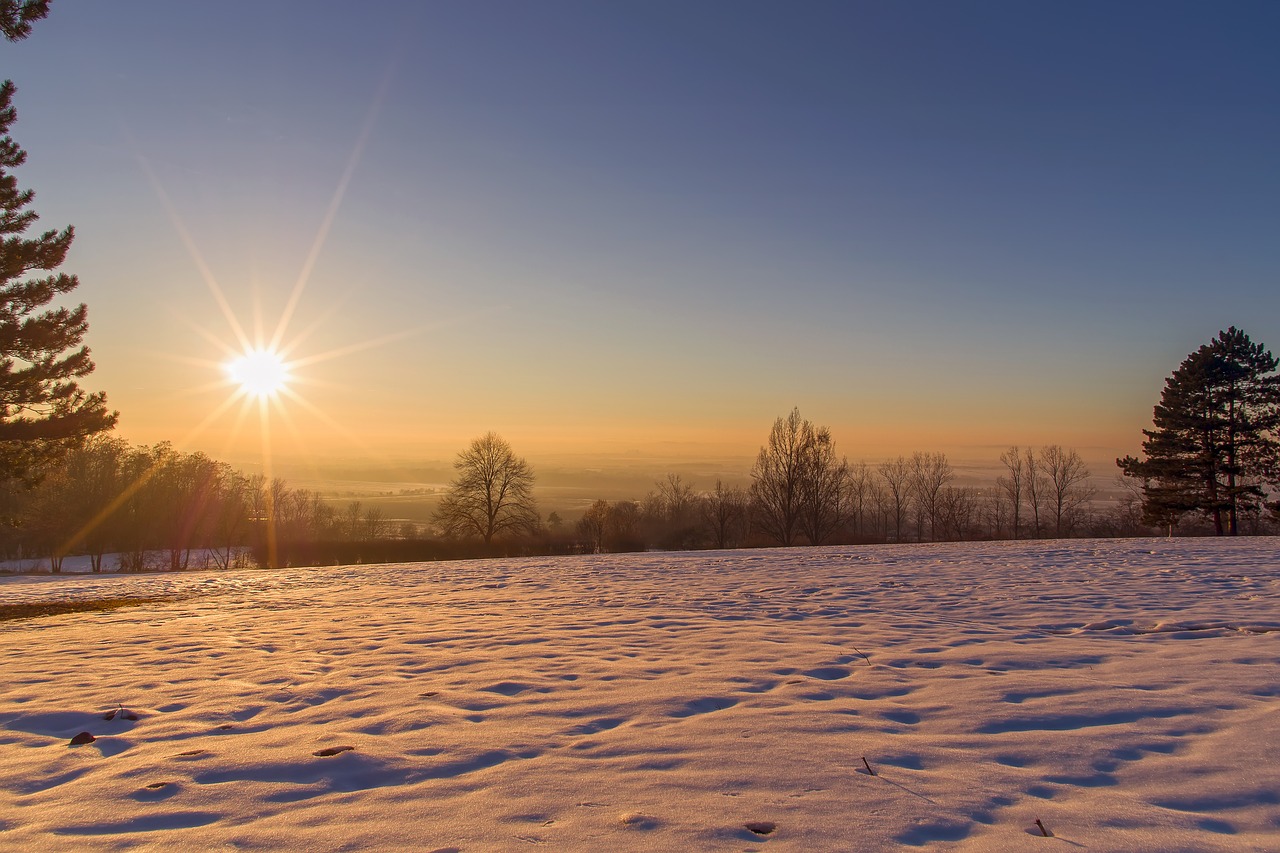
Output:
top-left (226, 348), bottom-right (290, 398)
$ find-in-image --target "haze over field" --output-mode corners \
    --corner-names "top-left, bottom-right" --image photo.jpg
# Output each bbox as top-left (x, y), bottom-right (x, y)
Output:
top-left (3, 539), bottom-right (1278, 850)
top-left (5, 1), bottom-right (1278, 477)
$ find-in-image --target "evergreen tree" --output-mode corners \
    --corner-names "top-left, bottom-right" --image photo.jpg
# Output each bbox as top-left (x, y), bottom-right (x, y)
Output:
top-left (0, 2), bottom-right (48, 42)
top-left (1119, 328), bottom-right (1280, 535)
top-left (1, 4), bottom-right (116, 483)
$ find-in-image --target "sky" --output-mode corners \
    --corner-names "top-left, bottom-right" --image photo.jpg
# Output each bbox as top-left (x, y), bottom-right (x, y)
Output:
top-left (4, 1), bottom-right (1279, 480)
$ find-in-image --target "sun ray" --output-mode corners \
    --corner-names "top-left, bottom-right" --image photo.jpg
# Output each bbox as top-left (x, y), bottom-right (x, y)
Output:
top-left (277, 385), bottom-right (381, 458)
top-left (57, 386), bottom-right (253, 558)
top-left (172, 310), bottom-right (252, 361)
top-left (257, 395), bottom-right (278, 568)
top-left (131, 149), bottom-right (253, 353)
top-left (218, 393), bottom-right (260, 462)
top-left (273, 292), bottom-right (357, 361)
top-left (284, 323), bottom-right (435, 370)
top-left (269, 69), bottom-right (393, 355)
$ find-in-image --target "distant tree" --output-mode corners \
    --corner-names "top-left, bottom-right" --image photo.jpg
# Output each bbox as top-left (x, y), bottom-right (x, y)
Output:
top-left (0, 11), bottom-right (116, 484)
top-left (750, 409), bottom-right (811, 546)
top-left (361, 505), bottom-right (387, 540)
top-left (751, 409), bottom-right (848, 546)
top-left (700, 479), bottom-right (748, 549)
top-left (997, 446), bottom-right (1024, 539)
top-left (434, 432), bottom-right (539, 545)
top-left (546, 510), bottom-right (563, 531)
top-left (644, 473), bottom-right (700, 549)
top-left (208, 465), bottom-right (253, 569)
top-left (1023, 447), bottom-right (1048, 538)
top-left (877, 455), bottom-right (911, 542)
top-left (982, 486), bottom-right (1009, 540)
top-left (938, 485), bottom-right (980, 541)
top-left (578, 499), bottom-right (609, 553)
top-left (657, 474), bottom-right (695, 527)
top-left (842, 462), bottom-right (869, 538)
top-left (1040, 444), bottom-right (1094, 537)
top-left (798, 430), bottom-right (849, 546)
top-left (340, 500), bottom-right (363, 541)
top-left (603, 500), bottom-right (643, 552)
top-left (1119, 327), bottom-right (1280, 535)
top-left (56, 434), bottom-right (127, 571)
top-left (576, 498), bottom-right (644, 553)
top-left (907, 451), bottom-right (954, 541)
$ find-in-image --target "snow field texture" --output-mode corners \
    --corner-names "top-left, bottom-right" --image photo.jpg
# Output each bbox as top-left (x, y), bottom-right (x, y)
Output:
top-left (1, 538), bottom-right (1278, 851)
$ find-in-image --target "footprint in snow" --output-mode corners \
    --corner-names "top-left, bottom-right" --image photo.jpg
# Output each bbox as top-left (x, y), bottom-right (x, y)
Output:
top-left (313, 745), bottom-right (355, 757)
top-left (745, 821), bottom-right (777, 836)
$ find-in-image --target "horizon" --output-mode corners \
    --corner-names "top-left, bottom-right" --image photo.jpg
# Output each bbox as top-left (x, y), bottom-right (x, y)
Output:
top-left (5, 2), bottom-right (1278, 475)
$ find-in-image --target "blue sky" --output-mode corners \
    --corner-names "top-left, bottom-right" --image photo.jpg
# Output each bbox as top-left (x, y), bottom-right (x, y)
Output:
top-left (5, 1), bottom-right (1278, 469)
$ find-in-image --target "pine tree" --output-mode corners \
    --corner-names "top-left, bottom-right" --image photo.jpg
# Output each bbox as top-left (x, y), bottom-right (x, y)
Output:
top-left (1119, 328), bottom-right (1280, 535)
top-left (1, 4), bottom-right (116, 483)
top-left (0, 2), bottom-right (49, 42)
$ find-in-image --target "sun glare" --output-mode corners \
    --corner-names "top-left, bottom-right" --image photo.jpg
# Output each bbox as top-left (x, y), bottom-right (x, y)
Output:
top-left (227, 349), bottom-right (290, 398)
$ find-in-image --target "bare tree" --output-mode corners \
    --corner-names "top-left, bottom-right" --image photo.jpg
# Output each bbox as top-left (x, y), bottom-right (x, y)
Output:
top-left (658, 474), bottom-right (696, 527)
top-left (700, 479), bottom-right (748, 549)
top-left (340, 501), bottom-right (364, 541)
top-left (604, 500), bottom-right (643, 552)
top-left (578, 499), bottom-right (609, 553)
top-left (939, 486), bottom-right (980, 540)
top-left (983, 486), bottom-right (1009, 540)
top-left (1111, 474), bottom-right (1148, 536)
top-left (997, 446), bottom-right (1024, 539)
top-left (645, 473), bottom-right (700, 549)
top-left (1024, 447), bottom-right (1048, 538)
top-left (878, 456), bottom-right (911, 542)
top-left (751, 409), bottom-right (851, 546)
top-left (361, 505), bottom-right (387, 540)
top-left (846, 462), bottom-right (873, 539)
top-left (750, 408), bottom-right (813, 546)
top-left (908, 451), bottom-right (954, 541)
top-left (434, 432), bottom-right (539, 545)
top-left (1040, 445), bottom-right (1095, 537)
top-left (798, 429), bottom-right (849, 545)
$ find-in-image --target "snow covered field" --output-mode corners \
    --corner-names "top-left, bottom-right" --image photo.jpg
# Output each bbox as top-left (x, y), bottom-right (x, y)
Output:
top-left (1, 538), bottom-right (1278, 851)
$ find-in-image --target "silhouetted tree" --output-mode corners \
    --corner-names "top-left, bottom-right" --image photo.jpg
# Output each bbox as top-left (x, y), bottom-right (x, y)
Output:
top-left (1023, 447), bottom-right (1048, 538)
top-left (908, 451), bottom-right (954, 541)
top-left (1040, 444), bottom-right (1094, 536)
top-left (434, 432), bottom-right (539, 544)
top-left (700, 479), bottom-right (748, 549)
top-left (751, 409), bottom-right (848, 546)
top-left (798, 429), bottom-right (849, 545)
top-left (877, 455), bottom-right (911, 542)
top-left (1120, 327), bottom-right (1280, 534)
top-left (578, 499), bottom-right (609, 553)
top-left (0, 2), bottom-right (48, 41)
top-left (0, 10), bottom-right (116, 484)
top-left (997, 446), bottom-right (1024, 539)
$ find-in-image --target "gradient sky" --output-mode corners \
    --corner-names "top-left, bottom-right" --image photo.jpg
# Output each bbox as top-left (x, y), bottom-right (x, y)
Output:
top-left (5, 1), bottom-right (1279, 475)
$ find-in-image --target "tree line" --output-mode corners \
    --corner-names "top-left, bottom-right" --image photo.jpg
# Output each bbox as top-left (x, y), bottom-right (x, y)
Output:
top-left (2, 11), bottom-right (1277, 568)
top-left (3, 329), bottom-right (1278, 570)
top-left (563, 424), bottom-right (1113, 554)
top-left (0, 436), bottom-right (416, 571)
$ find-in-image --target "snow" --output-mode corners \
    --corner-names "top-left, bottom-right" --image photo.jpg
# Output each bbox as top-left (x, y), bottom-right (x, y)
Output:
top-left (1, 538), bottom-right (1278, 851)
